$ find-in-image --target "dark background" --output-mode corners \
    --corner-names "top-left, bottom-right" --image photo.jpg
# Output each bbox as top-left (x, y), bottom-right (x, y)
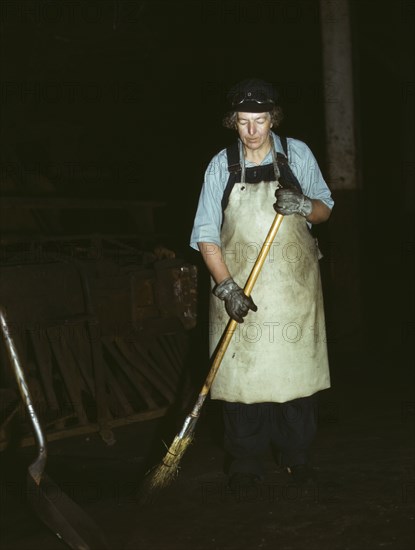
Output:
top-left (1, 0), bottom-right (413, 360)
top-left (0, 0), bottom-right (415, 384)
top-left (1, 0), bottom-right (414, 337)
top-left (0, 2), bottom-right (414, 549)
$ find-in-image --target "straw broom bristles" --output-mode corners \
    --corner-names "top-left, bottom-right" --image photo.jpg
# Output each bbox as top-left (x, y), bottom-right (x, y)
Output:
top-left (148, 433), bottom-right (194, 490)
top-left (139, 414), bottom-right (197, 500)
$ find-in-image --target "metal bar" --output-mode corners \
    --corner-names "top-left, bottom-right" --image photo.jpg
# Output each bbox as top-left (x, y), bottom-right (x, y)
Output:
top-left (0, 308), bottom-right (47, 484)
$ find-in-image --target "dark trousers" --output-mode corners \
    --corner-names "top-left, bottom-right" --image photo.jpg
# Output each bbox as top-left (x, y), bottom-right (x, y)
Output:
top-left (223, 395), bottom-right (318, 477)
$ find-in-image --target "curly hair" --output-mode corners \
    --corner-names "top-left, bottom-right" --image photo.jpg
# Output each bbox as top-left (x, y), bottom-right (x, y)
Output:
top-left (222, 105), bottom-right (284, 130)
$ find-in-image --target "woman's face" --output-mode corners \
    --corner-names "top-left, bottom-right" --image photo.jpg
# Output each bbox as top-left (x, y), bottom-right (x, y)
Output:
top-left (236, 112), bottom-right (272, 153)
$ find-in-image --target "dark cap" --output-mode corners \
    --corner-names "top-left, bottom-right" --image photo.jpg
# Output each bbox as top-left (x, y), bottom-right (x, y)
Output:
top-left (227, 78), bottom-right (278, 112)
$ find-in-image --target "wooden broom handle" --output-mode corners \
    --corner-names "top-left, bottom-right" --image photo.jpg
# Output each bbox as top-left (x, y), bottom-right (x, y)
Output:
top-left (190, 213), bottom-right (284, 418)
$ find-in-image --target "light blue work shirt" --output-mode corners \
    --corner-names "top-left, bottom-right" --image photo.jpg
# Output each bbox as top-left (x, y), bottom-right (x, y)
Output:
top-left (190, 132), bottom-right (334, 250)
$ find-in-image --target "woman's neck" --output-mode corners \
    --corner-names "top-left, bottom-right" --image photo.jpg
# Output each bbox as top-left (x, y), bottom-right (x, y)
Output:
top-left (243, 135), bottom-right (273, 165)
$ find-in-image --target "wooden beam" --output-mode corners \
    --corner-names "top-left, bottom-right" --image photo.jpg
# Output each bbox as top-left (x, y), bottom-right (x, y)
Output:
top-left (319, 0), bottom-right (359, 190)
top-left (319, 0), bottom-right (362, 350)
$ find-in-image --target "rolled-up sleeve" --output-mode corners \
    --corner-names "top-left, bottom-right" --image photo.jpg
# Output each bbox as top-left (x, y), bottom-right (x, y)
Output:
top-left (190, 152), bottom-right (227, 251)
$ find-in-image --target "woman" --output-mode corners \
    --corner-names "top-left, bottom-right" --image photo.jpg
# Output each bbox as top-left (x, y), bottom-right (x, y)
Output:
top-left (190, 78), bottom-right (333, 489)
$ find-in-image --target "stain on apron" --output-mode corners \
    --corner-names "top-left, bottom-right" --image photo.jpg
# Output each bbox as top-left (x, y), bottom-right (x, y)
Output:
top-left (209, 140), bottom-right (330, 404)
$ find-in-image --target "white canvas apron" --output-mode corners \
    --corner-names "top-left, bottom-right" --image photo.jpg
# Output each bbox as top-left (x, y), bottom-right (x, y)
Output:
top-left (209, 142), bottom-right (330, 404)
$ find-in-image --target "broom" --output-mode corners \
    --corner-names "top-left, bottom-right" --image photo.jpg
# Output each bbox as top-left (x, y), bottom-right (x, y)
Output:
top-left (145, 212), bottom-right (284, 492)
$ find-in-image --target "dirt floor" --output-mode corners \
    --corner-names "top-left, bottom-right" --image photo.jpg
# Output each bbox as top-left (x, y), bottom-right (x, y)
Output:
top-left (0, 348), bottom-right (414, 550)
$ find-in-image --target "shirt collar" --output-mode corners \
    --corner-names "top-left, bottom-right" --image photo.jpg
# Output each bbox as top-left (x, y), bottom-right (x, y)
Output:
top-left (243, 133), bottom-right (284, 167)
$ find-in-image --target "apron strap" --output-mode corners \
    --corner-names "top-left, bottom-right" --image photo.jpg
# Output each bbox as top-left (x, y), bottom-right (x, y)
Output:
top-left (239, 140), bottom-right (246, 184)
top-left (226, 141), bottom-right (241, 174)
top-left (280, 135), bottom-right (289, 159)
top-left (222, 134), bottom-right (302, 215)
top-left (270, 133), bottom-right (281, 181)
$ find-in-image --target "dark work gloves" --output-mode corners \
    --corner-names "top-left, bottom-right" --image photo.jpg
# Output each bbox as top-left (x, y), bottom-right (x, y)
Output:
top-left (213, 278), bottom-right (257, 323)
top-left (274, 188), bottom-right (313, 217)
